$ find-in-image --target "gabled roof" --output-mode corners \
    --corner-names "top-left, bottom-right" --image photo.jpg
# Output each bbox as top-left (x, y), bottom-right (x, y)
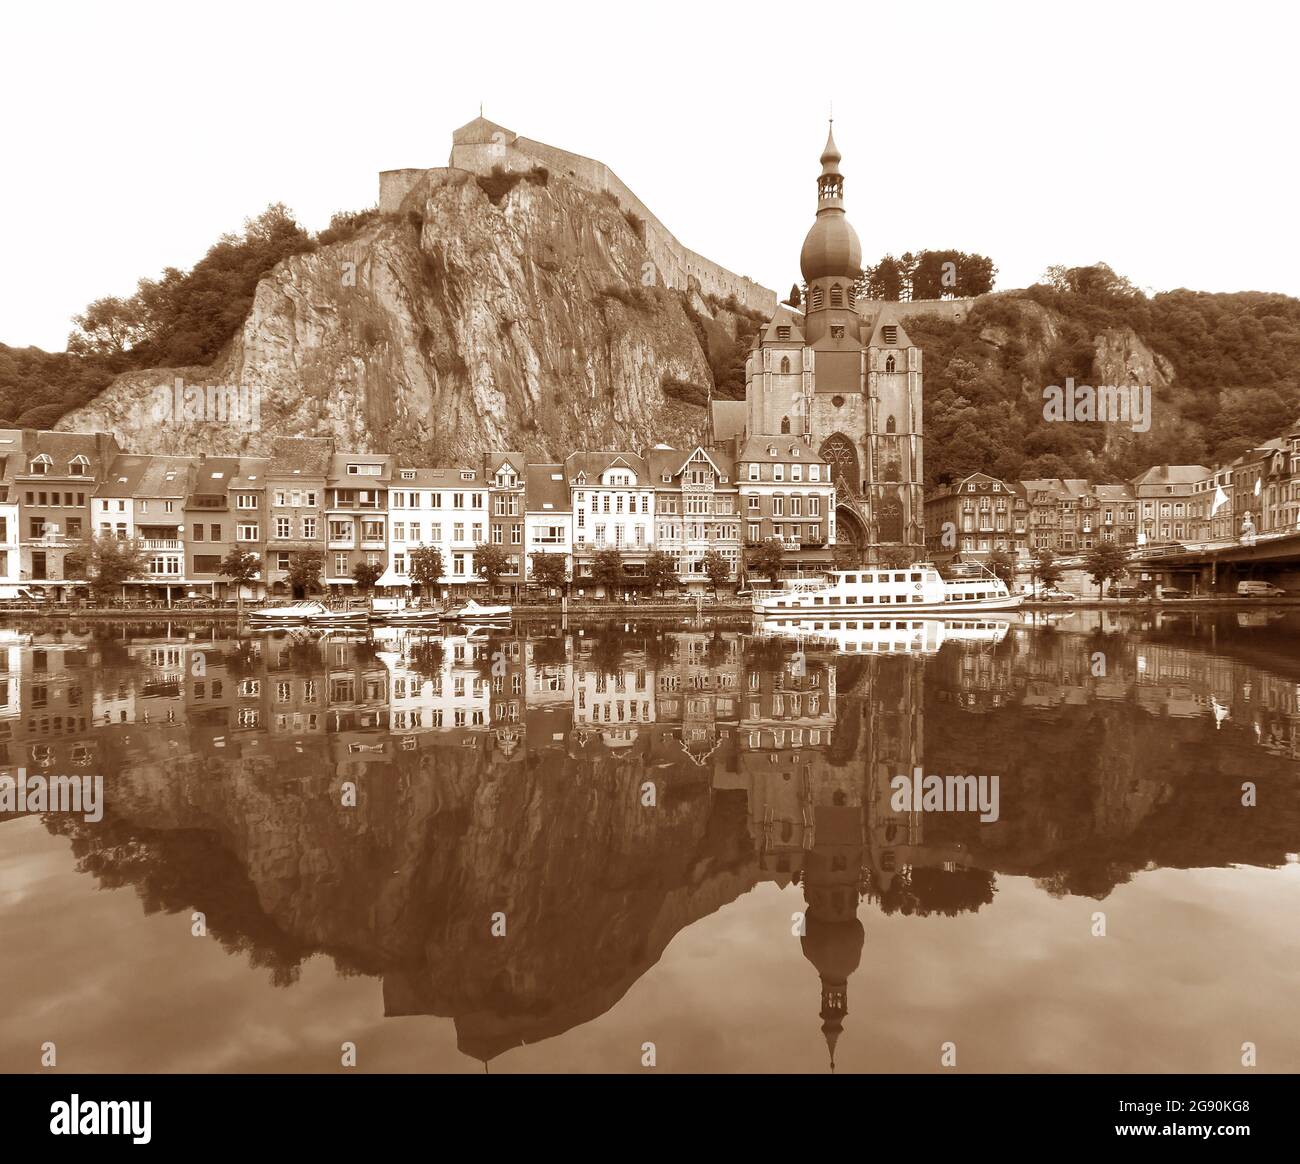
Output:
top-left (452, 116), bottom-right (517, 147)
top-left (231, 457), bottom-right (270, 490)
top-left (96, 454), bottom-right (189, 498)
top-left (867, 306), bottom-right (914, 350)
top-left (392, 466), bottom-right (481, 486)
top-left (564, 451), bottom-right (648, 482)
top-left (485, 451), bottom-right (526, 480)
top-left (188, 457), bottom-right (241, 500)
top-left (757, 305), bottom-right (806, 346)
top-left (1130, 464), bottom-right (1211, 487)
top-left (525, 464), bottom-right (570, 512)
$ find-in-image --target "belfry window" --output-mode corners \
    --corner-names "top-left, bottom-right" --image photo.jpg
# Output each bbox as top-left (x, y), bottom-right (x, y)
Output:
top-left (830, 284), bottom-right (843, 307)
top-left (781, 416), bottom-right (791, 434)
top-left (777, 326), bottom-right (791, 340)
top-left (811, 287), bottom-right (824, 310)
top-left (780, 356), bottom-right (790, 373)
top-left (885, 354), bottom-right (896, 373)
top-left (883, 325), bottom-right (898, 344)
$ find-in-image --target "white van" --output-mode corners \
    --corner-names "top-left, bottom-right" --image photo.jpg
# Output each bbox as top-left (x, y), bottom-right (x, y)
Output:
top-left (1237, 580), bottom-right (1287, 598)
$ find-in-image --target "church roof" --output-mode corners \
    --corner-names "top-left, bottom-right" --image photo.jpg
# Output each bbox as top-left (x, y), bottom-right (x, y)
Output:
top-left (866, 308), bottom-right (914, 350)
top-left (710, 400), bottom-right (746, 445)
top-left (757, 305), bottom-right (806, 346)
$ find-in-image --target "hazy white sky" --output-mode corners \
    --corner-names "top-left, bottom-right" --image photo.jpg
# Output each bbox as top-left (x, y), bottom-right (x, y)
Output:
top-left (3, 0), bottom-right (1296, 351)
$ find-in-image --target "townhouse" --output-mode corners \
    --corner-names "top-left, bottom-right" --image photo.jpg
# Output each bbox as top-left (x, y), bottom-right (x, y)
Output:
top-left (736, 436), bottom-right (836, 577)
top-left (264, 436), bottom-right (333, 597)
top-left (383, 464), bottom-right (488, 594)
top-left (566, 451), bottom-right (654, 597)
top-left (1130, 464), bottom-right (1210, 545)
top-left (485, 453), bottom-right (527, 594)
top-left (184, 455), bottom-right (243, 600)
top-left (923, 471), bottom-right (1023, 561)
top-left (523, 463), bottom-right (571, 589)
top-left (2, 429), bottom-right (118, 596)
top-left (324, 452), bottom-right (393, 592)
top-left (95, 453), bottom-right (192, 599)
top-left (1090, 484), bottom-right (1139, 546)
top-left (1189, 463), bottom-right (1236, 542)
top-left (646, 445), bottom-right (742, 591)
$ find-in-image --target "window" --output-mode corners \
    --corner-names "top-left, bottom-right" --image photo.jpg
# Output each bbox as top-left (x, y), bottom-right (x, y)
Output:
top-left (885, 354), bottom-right (896, 373)
top-left (302, 517), bottom-right (316, 539)
top-left (748, 464), bottom-right (759, 481)
top-left (275, 517), bottom-right (291, 539)
top-left (780, 356), bottom-right (791, 373)
top-left (236, 494), bottom-right (257, 509)
top-left (334, 553), bottom-right (349, 576)
top-left (237, 524), bottom-right (259, 541)
top-left (883, 325), bottom-right (897, 344)
top-left (777, 326), bottom-right (790, 340)
top-left (346, 463), bottom-right (381, 476)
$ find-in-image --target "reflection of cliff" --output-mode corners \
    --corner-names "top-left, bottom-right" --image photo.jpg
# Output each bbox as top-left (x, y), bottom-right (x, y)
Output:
top-left (22, 619), bottom-right (1300, 1064)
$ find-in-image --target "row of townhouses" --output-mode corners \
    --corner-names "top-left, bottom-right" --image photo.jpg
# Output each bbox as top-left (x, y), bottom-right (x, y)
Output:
top-left (0, 429), bottom-right (838, 600)
top-left (925, 417), bottom-right (1300, 560)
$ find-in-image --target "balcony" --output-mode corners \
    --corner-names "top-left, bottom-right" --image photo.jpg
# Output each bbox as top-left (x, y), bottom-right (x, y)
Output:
top-left (141, 539), bottom-right (182, 551)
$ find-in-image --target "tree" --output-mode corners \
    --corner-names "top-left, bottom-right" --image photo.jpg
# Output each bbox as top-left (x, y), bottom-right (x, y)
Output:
top-left (785, 283), bottom-right (802, 308)
top-left (644, 549), bottom-right (679, 596)
top-left (529, 551), bottom-right (567, 593)
top-left (1084, 541), bottom-right (1129, 600)
top-left (987, 549), bottom-right (1017, 587)
top-left (700, 549), bottom-right (732, 595)
top-left (67, 296), bottom-right (148, 359)
top-left (879, 546), bottom-right (914, 569)
top-left (591, 547), bottom-right (624, 598)
top-left (351, 560), bottom-right (384, 593)
top-left (77, 534), bottom-right (148, 603)
top-left (220, 545), bottom-right (262, 617)
top-left (1031, 548), bottom-right (1061, 596)
top-left (747, 537), bottom-right (785, 589)
top-left (285, 552), bottom-right (323, 598)
top-left (474, 542), bottom-right (511, 592)
top-left (409, 544), bottom-right (445, 604)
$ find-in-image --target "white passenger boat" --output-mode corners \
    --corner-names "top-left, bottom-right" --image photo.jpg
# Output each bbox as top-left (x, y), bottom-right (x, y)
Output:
top-left (247, 599), bottom-right (369, 627)
top-left (753, 563), bottom-right (1023, 617)
top-left (441, 599), bottom-right (512, 623)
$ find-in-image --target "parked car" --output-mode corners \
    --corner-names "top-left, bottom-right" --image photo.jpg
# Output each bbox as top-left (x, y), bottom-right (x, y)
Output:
top-left (1037, 587), bottom-right (1077, 603)
top-left (1109, 582), bottom-right (1150, 599)
top-left (1237, 580), bottom-right (1288, 598)
top-left (1157, 586), bottom-right (1190, 599)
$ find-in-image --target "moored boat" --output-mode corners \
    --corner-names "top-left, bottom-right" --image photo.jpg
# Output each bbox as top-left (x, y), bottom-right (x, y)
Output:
top-left (753, 563), bottom-right (1023, 617)
top-left (248, 599), bottom-right (368, 627)
top-left (441, 600), bottom-right (512, 623)
top-left (369, 597), bottom-right (444, 625)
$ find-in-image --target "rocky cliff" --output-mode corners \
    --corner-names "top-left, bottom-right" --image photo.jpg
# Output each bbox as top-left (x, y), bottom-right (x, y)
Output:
top-left (57, 168), bottom-right (720, 460)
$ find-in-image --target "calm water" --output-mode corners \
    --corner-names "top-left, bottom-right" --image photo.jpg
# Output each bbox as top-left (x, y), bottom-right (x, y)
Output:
top-left (1, 611), bottom-right (1298, 1074)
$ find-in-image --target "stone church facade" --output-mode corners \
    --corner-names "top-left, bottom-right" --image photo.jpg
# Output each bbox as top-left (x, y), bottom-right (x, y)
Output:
top-left (715, 127), bottom-right (926, 564)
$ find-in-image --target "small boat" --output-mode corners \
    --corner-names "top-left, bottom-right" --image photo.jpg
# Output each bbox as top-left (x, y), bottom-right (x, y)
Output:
top-left (753, 562), bottom-right (1023, 617)
top-left (369, 597), bottom-right (444, 625)
top-left (441, 599), bottom-right (513, 623)
top-left (248, 599), bottom-right (368, 627)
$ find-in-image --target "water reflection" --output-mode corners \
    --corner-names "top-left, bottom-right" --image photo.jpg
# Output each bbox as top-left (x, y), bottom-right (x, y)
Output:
top-left (3, 612), bottom-right (1299, 1069)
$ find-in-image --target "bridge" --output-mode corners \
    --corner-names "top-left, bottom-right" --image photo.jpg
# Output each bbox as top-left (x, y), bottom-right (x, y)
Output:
top-left (1128, 530), bottom-right (1300, 592)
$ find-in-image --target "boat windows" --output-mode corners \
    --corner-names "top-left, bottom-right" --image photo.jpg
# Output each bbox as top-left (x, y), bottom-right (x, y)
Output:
top-left (814, 596), bottom-right (824, 605)
top-left (911, 595), bottom-right (923, 602)
top-left (845, 596), bottom-right (857, 604)
top-left (894, 572), bottom-right (906, 582)
top-left (910, 572), bottom-right (922, 581)
top-left (880, 595), bottom-right (892, 603)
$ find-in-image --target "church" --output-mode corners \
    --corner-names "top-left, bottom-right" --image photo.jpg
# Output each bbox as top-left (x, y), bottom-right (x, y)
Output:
top-left (712, 125), bottom-right (926, 565)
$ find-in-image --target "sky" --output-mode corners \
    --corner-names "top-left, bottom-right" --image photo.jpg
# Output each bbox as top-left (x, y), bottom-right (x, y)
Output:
top-left (3, 0), bottom-right (1297, 351)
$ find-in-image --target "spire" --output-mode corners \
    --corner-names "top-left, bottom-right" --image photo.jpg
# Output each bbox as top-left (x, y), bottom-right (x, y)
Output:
top-left (820, 119), bottom-right (842, 178)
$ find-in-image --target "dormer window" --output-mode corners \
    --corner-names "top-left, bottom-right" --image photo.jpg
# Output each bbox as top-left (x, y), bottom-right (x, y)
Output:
top-left (401, 470), bottom-right (416, 480)
top-left (69, 455), bottom-right (90, 476)
top-left (767, 446), bottom-right (777, 456)
top-left (30, 454), bottom-right (51, 475)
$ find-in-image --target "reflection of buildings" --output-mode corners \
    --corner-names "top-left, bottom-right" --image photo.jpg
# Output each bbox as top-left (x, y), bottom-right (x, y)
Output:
top-left (11, 615), bottom-right (1300, 1071)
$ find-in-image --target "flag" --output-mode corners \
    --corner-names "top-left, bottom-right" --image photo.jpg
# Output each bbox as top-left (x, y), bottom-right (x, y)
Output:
top-left (1255, 477), bottom-right (1262, 496)
top-left (1211, 485), bottom-right (1228, 516)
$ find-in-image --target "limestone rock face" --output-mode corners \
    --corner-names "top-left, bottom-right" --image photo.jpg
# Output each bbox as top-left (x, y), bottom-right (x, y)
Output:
top-left (57, 169), bottom-right (715, 460)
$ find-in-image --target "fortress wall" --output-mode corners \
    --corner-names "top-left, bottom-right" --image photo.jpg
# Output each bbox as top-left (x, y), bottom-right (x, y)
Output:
top-left (889, 298), bottom-right (977, 325)
top-left (445, 135), bottom-right (777, 318)
top-left (378, 168), bottom-right (431, 214)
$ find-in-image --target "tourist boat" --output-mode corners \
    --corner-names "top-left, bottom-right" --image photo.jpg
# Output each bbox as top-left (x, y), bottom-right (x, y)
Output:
top-left (247, 599), bottom-right (369, 627)
top-left (441, 599), bottom-right (512, 623)
top-left (755, 615), bottom-right (1010, 654)
top-left (753, 563), bottom-right (1023, 617)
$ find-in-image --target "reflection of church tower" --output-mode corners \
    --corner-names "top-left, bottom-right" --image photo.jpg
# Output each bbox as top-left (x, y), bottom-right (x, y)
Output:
top-left (798, 799), bottom-right (866, 1070)
top-left (741, 124), bottom-right (926, 563)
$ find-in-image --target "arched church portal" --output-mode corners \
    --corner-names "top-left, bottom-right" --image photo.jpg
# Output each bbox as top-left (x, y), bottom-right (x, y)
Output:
top-left (820, 434), bottom-right (860, 497)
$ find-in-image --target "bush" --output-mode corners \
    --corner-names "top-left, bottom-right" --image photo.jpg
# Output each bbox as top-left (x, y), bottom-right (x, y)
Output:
top-left (661, 378), bottom-right (709, 407)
